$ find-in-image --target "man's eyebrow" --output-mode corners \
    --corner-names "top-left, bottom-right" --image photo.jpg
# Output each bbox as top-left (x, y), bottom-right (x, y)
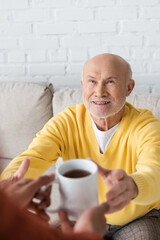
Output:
top-left (86, 75), bottom-right (119, 80)
top-left (106, 76), bottom-right (118, 80)
top-left (86, 75), bottom-right (96, 79)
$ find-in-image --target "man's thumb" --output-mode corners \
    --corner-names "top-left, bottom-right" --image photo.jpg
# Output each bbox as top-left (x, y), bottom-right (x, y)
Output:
top-left (13, 158), bottom-right (30, 180)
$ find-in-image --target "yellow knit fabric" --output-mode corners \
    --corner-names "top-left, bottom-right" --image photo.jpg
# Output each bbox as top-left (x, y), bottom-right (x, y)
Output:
top-left (1, 103), bottom-right (160, 225)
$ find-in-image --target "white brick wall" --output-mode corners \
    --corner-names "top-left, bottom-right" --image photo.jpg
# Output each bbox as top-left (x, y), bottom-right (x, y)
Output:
top-left (55, 8), bottom-right (94, 21)
top-left (98, 7), bottom-right (137, 19)
top-left (0, 0), bottom-right (159, 93)
top-left (0, 0), bottom-right (28, 9)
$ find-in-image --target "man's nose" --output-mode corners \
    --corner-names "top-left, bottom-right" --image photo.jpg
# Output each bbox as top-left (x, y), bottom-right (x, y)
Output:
top-left (95, 84), bottom-right (107, 97)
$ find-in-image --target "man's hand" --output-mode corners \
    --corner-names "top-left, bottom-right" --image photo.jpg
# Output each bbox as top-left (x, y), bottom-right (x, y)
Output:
top-left (11, 158), bottom-right (30, 182)
top-left (97, 164), bottom-right (138, 213)
top-left (59, 202), bottom-right (109, 237)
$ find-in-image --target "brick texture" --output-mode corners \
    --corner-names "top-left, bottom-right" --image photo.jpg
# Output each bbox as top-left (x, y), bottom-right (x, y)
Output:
top-left (0, 0), bottom-right (159, 92)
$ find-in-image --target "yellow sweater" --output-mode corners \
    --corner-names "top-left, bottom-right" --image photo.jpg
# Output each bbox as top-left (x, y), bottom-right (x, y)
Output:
top-left (1, 103), bottom-right (160, 225)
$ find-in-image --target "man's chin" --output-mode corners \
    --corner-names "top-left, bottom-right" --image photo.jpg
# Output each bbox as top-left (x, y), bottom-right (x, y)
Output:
top-left (89, 111), bottom-right (109, 119)
top-left (84, 102), bottom-right (117, 119)
top-left (84, 105), bottom-right (108, 118)
top-left (88, 107), bottom-right (124, 119)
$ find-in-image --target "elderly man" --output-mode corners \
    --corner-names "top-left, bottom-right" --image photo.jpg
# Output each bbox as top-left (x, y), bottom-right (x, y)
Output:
top-left (1, 53), bottom-right (160, 239)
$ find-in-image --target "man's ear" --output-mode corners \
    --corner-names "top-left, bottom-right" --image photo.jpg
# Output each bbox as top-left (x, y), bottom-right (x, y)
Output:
top-left (126, 79), bottom-right (135, 96)
top-left (81, 79), bottom-right (83, 87)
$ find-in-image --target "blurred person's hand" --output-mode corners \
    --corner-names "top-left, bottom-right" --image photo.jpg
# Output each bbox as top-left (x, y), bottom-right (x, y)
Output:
top-left (0, 158), bottom-right (30, 191)
top-left (59, 202), bottom-right (109, 237)
top-left (0, 159), bottom-right (54, 221)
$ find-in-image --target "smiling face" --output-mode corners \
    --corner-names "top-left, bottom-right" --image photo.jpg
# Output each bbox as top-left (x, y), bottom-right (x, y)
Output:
top-left (81, 54), bottom-right (134, 126)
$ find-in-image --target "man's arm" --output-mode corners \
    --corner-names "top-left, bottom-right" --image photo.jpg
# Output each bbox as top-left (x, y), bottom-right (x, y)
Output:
top-left (130, 119), bottom-right (160, 205)
top-left (1, 116), bottom-right (65, 180)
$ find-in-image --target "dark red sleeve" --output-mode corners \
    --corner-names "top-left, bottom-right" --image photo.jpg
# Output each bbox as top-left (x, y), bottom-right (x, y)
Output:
top-left (0, 190), bottom-right (103, 240)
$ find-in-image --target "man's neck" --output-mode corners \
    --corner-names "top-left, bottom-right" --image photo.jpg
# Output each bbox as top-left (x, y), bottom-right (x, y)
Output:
top-left (91, 108), bottom-right (125, 131)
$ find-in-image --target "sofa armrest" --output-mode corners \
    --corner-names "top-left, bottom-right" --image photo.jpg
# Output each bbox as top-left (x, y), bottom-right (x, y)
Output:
top-left (0, 81), bottom-right (54, 160)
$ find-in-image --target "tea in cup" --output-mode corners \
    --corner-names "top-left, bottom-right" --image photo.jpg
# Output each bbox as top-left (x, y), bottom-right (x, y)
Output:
top-left (48, 159), bottom-right (99, 221)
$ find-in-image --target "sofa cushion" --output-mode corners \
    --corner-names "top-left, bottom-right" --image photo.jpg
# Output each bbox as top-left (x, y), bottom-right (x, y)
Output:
top-left (0, 82), bottom-right (53, 161)
top-left (53, 88), bottom-right (160, 120)
top-left (53, 88), bottom-right (83, 115)
top-left (127, 94), bottom-right (160, 120)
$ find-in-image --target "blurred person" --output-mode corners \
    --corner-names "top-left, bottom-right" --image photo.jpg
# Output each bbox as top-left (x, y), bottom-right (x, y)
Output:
top-left (0, 159), bottom-right (109, 240)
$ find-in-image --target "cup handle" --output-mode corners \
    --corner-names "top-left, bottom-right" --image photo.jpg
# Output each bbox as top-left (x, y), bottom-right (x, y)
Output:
top-left (40, 178), bottom-right (62, 213)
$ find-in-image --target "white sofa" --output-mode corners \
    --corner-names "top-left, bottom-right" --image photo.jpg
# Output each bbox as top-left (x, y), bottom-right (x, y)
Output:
top-left (0, 81), bottom-right (160, 173)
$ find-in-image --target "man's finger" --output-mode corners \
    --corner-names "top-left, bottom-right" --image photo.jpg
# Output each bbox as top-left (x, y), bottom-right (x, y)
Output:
top-left (97, 164), bottom-right (111, 181)
top-left (13, 159), bottom-right (30, 180)
top-left (88, 159), bottom-right (111, 179)
top-left (112, 169), bottom-right (125, 182)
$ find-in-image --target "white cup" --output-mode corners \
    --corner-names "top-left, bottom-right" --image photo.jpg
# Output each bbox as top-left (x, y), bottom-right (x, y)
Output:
top-left (48, 159), bottom-right (99, 221)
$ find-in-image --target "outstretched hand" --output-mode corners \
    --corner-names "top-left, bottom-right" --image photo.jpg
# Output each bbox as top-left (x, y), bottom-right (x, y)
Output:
top-left (97, 163), bottom-right (138, 213)
top-left (59, 202), bottom-right (109, 237)
top-left (5, 174), bottom-right (54, 206)
top-left (0, 159), bottom-right (55, 221)
top-left (11, 158), bottom-right (30, 182)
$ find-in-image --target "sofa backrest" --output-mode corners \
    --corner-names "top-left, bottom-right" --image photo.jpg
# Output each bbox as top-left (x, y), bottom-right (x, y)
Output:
top-left (127, 93), bottom-right (160, 119)
top-left (53, 88), bottom-right (160, 120)
top-left (0, 82), bottom-right (53, 162)
top-left (53, 88), bottom-right (83, 115)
